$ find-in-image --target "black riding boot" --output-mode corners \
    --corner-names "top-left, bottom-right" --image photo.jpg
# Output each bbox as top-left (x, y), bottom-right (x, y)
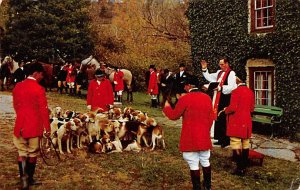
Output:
top-left (65, 87), bottom-right (68, 94)
top-left (233, 153), bottom-right (245, 176)
top-left (18, 160), bottom-right (29, 190)
top-left (202, 166), bottom-right (211, 190)
top-left (71, 88), bottom-right (75, 96)
top-left (26, 158), bottom-right (42, 186)
top-left (118, 95), bottom-right (122, 103)
top-left (114, 92), bottom-right (118, 102)
top-left (59, 87), bottom-right (63, 94)
top-left (190, 170), bottom-right (201, 190)
top-left (153, 99), bottom-right (158, 108)
top-left (129, 91), bottom-right (133, 102)
top-left (242, 148), bottom-right (249, 169)
top-left (232, 149), bottom-right (240, 162)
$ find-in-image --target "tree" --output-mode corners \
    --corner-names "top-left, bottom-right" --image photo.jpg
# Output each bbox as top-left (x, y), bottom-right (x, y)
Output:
top-left (0, 0), bottom-right (9, 59)
top-left (89, 0), bottom-right (191, 90)
top-left (2, 0), bottom-right (94, 62)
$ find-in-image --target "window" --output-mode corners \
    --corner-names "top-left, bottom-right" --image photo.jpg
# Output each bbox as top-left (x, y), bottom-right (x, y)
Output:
top-left (250, 0), bottom-right (275, 33)
top-left (249, 67), bottom-right (274, 106)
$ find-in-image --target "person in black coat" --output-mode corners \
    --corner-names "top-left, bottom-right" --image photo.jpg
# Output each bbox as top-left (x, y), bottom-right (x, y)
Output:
top-left (14, 61), bottom-right (26, 84)
top-left (174, 63), bottom-right (191, 101)
top-left (160, 69), bottom-right (174, 107)
top-left (75, 66), bottom-right (85, 97)
top-left (57, 63), bottom-right (68, 94)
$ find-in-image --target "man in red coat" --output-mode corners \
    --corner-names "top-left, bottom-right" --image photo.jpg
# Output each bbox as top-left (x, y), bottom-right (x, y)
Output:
top-left (113, 66), bottom-right (124, 103)
top-left (66, 61), bottom-right (76, 95)
top-left (224, 76), bottom-right (255, 176)
top-left (13, 62), bottom-right (51, 189)
top-left (148, 65), bottom-right (159, 108)
top-left (87, 69), bottom-right (114, 112)
top-left (163, 76), bottom-right (213, 190)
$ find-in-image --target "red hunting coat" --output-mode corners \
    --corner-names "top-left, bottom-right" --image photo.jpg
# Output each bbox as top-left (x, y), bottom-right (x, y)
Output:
top-left (13, 78), bottom-right (50, 138)
top-left (225, 84), bottom-right (255, 138)
top-left (66, 65), bottom-right (76, 83)
top-left (148, 71), bottom-right (159, 95)
top-left (113, 70), bottom-right (124, 91)
top-left (87, 79), bottom-right (114, 111)
top-left (163, 91), bottom-right (214, 152)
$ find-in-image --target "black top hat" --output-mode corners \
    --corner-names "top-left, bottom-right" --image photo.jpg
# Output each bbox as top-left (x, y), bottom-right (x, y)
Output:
top-left (183, 75), bottom-right (199, 86)
top-left (113, 66), bottom-right (119, 71)
top-left (179, 63), bottom-right (185, 68)
top-left (235, 70), bottom-right (246, 82)
top-left (149, 65), bottom-right (155, 69)
top-left (95, 69), bottom-right (105, 77)
top-left (27, 62), bottom-right (44, 75)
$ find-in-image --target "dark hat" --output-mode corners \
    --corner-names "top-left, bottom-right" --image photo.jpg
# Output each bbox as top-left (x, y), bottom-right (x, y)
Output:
top-left (27, 62), bottom-right (44, 75)
top-left (95, 69), bottom-right (105, 77)
top-left (179, 63), bottom-right (185, 68)
top-left (183, 75), bottom-right (199, 87)
top-left (235, 69), bottom-right (246, 82)
top-left (149, 65), bottom-right (155, 69)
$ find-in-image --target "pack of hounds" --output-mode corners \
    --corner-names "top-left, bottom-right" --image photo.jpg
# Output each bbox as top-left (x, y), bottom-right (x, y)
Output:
top-left (48, 105), bottom-right (166, 155)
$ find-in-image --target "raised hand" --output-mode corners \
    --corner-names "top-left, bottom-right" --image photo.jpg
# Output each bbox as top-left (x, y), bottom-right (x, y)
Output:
top-left (200, 60), bottom-right (208, 70)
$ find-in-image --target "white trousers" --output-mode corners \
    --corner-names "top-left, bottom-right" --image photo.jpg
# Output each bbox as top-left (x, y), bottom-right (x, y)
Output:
top-left (183, 150), bottom-right (211, 170)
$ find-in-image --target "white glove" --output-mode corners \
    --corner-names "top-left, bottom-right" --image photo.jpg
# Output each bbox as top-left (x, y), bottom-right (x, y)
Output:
top-left (87, 105), bottom-right (91, 110)
top-left (114, 81), bottom-right (118, 85)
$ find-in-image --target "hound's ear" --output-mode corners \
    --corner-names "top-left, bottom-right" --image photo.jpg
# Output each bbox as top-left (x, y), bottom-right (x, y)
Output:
top-left (74, 118), bottom-right (81, 125)
top-left (65, 122), bottom-right (71, 129)
top-left (82, 115), bottom-right (88, 122)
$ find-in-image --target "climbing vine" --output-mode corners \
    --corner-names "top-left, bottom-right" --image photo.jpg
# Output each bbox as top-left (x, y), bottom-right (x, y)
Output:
top-left (188, 0), bottom-right (300, 139)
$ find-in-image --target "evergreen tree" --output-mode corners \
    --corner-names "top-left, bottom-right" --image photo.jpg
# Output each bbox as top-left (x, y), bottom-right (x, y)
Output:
top-left (3, 0), bottom-right (94, 62)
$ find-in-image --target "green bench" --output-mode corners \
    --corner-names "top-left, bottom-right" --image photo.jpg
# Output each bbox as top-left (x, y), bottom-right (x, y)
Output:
top-left (252, 105), bottom-right (283, 138)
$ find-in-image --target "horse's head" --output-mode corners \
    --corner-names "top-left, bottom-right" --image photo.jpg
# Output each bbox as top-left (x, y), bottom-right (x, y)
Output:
top-left (81, 55), bottom-right (93, 64)
top-left (81, 56), bottom-right (100, 70)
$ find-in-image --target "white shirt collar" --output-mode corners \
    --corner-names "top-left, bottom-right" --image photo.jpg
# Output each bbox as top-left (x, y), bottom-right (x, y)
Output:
top-left (180, 71), bottom-right (184, 76)
top-left (27, 76), bottom-right (36, 81)
top-left (189, 87), bottom-right (198, 92)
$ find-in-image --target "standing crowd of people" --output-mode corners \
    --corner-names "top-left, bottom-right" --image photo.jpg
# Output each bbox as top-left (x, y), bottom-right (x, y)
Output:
top-left (11, 56), bottom-right (254, 190)
top-left (56, 60), bottom-right (85, 97)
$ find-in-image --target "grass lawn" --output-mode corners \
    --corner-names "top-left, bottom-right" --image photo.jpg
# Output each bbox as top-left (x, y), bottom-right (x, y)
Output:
top-left (0, 90), bottom-right (299, 190)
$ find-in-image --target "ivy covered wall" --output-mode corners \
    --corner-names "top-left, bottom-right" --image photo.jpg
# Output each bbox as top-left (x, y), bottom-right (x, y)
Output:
top-left (188, 0), bottom-right (300, 139)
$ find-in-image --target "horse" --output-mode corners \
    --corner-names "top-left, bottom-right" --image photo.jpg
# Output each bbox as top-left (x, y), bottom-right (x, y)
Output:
top-left (37, 61), bottom-right (57, 91)
top-left (81, 56), bottom-right (134, 102)
top-left (81, 55), bottom-right (100, 70)
top-left (22, 61), bottom-right (57, 91)
top-left (0, 56), bottom-right (19, 91)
